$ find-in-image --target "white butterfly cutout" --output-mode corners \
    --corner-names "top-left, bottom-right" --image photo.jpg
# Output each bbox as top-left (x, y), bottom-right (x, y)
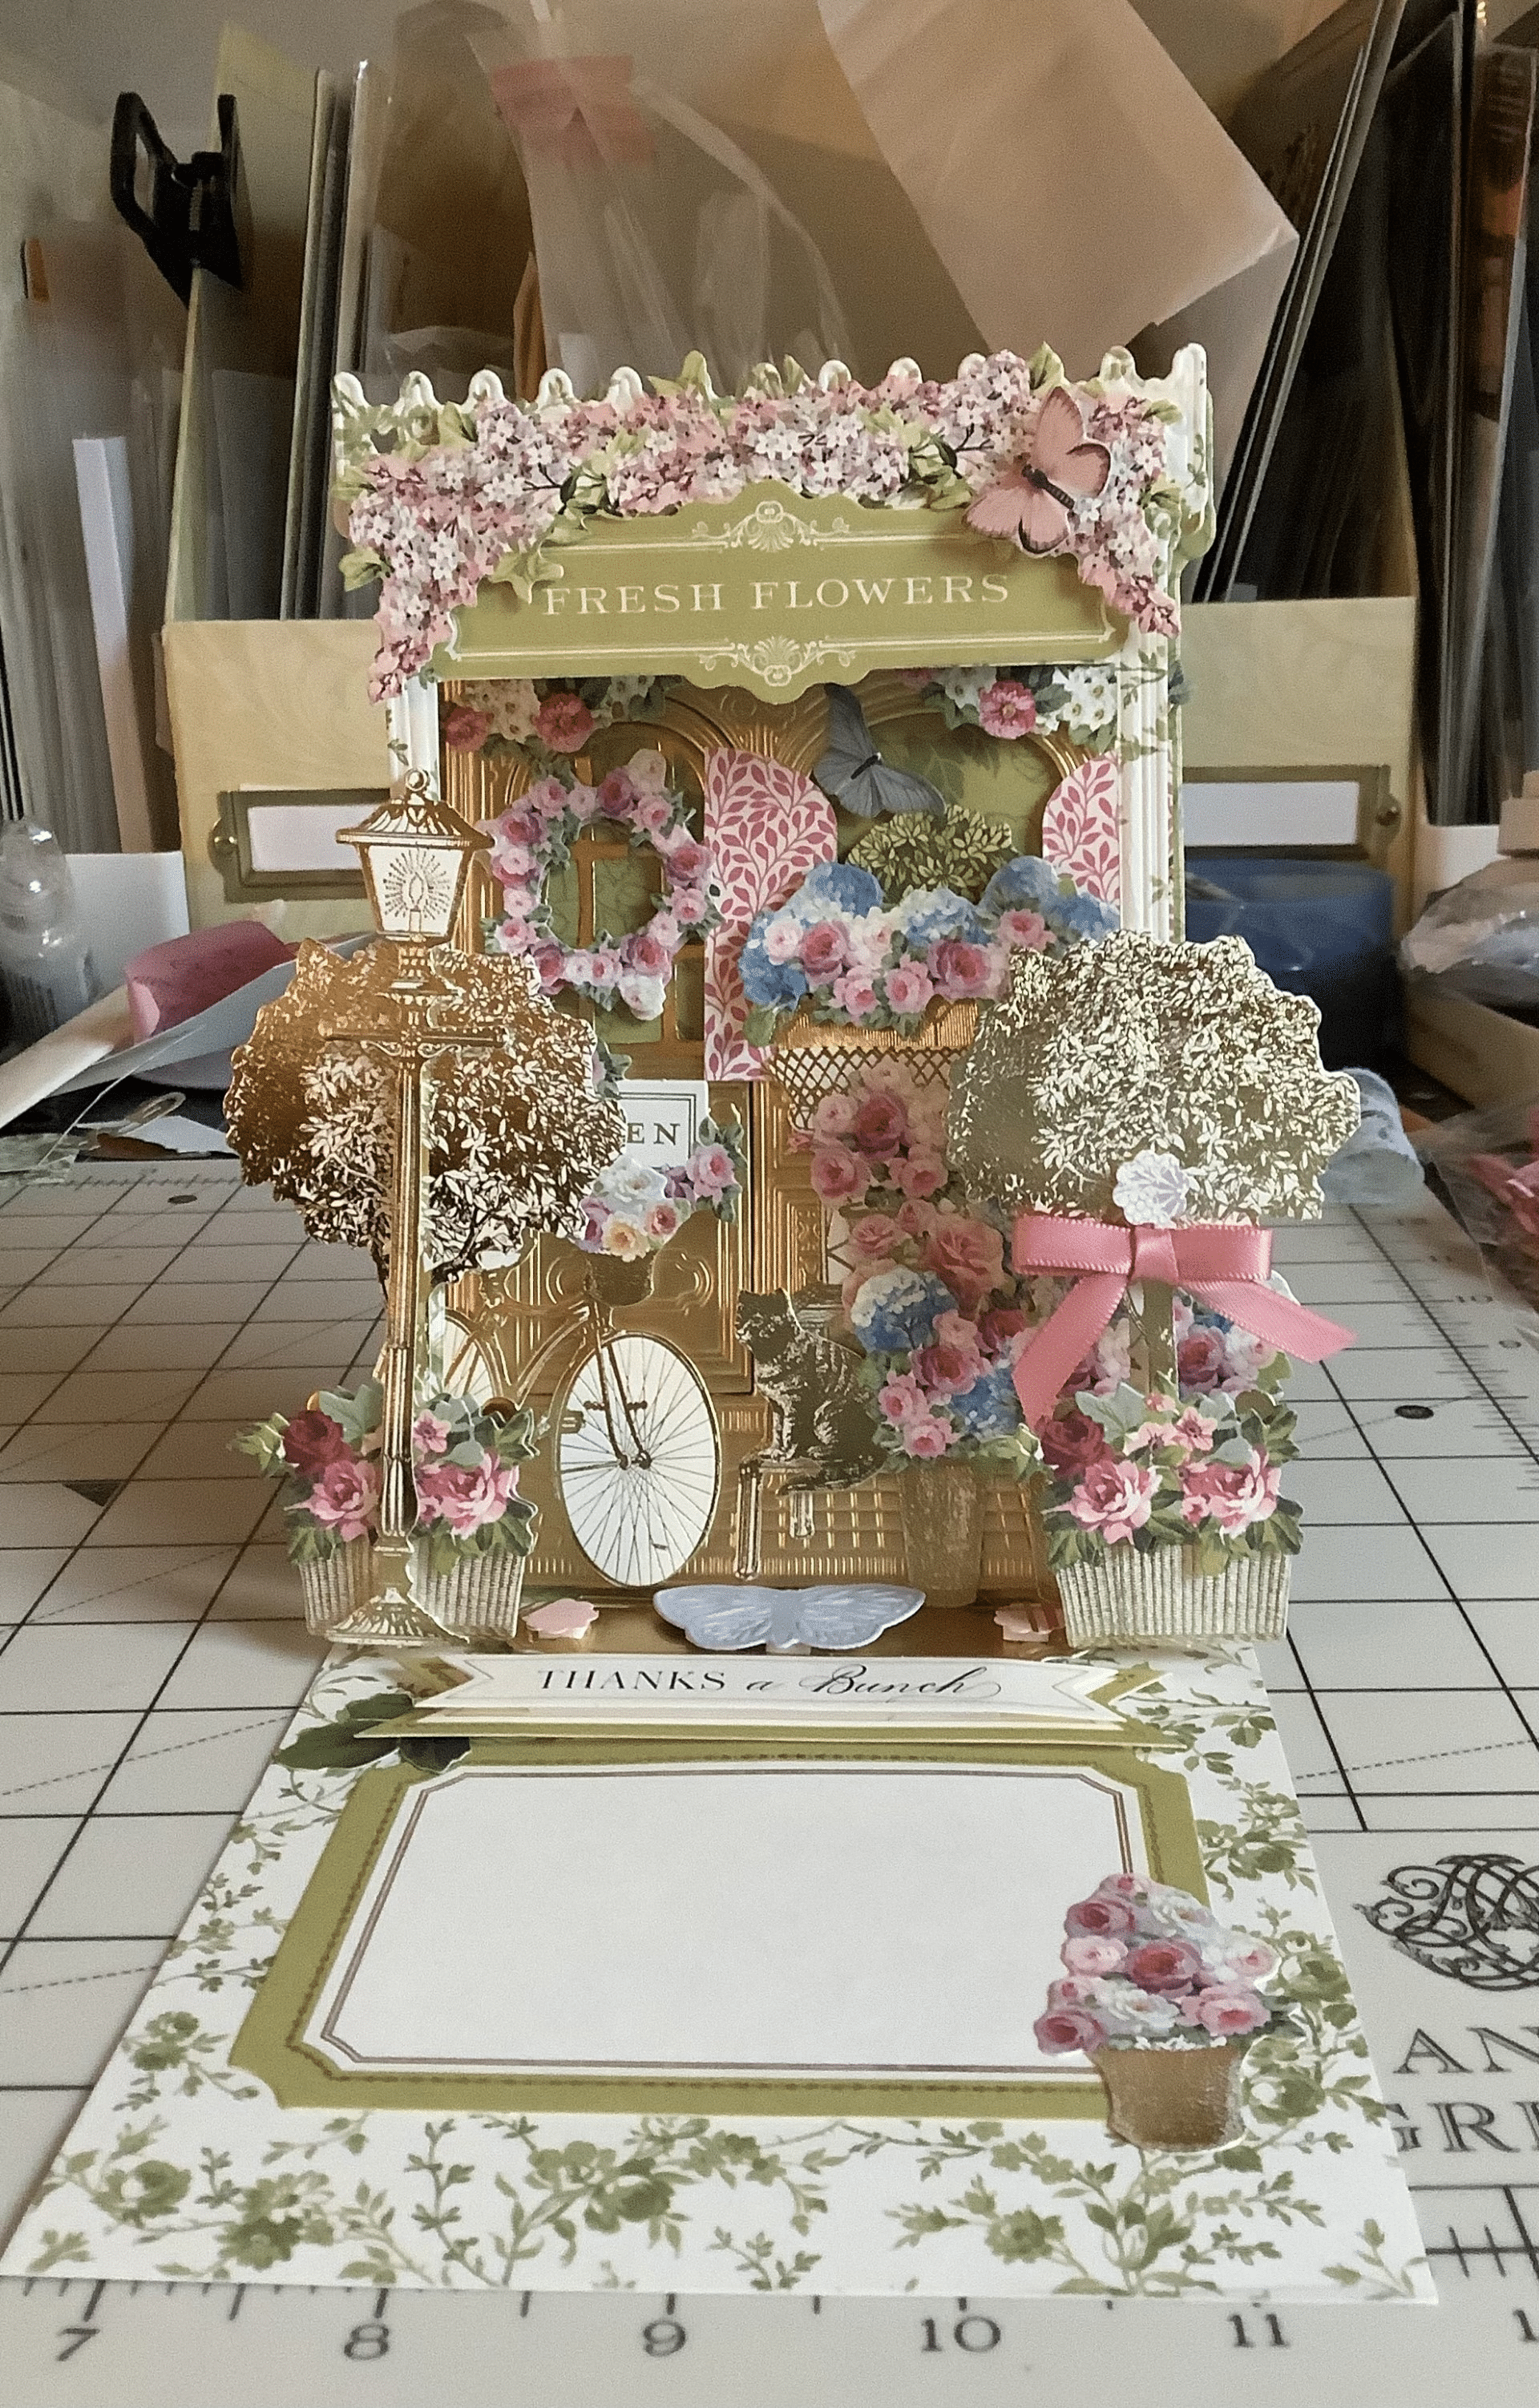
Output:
top-left (655, 1582), bottom-right (924, 1653)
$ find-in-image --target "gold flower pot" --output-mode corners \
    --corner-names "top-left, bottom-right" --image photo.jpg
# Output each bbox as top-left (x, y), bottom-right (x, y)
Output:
top-left (766, 999), bottom-right (980, 1129)
top-left (1092, 2041), bottom-right (1246, 2150)
top-left (899, 1457), bottom-right (983, 1609)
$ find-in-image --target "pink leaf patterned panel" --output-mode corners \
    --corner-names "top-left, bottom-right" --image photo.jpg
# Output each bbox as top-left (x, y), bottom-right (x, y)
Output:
top-left (703, 750), bottom-right (837, 1080)
top-left (1040, 754), bottom-right (1121, 908)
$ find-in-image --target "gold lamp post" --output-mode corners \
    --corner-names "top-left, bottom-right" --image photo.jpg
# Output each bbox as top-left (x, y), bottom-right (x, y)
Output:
top-left (324, 773), bottom-right (492, 1642)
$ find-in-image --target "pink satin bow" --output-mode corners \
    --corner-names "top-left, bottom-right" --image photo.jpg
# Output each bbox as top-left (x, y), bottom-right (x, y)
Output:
top-left (1009, 1214), bottom-right (1354, 1432)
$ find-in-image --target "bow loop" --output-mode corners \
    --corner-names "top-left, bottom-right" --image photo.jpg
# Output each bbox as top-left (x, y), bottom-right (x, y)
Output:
top-left (1008, 1211), bottom-right (1353, 1432)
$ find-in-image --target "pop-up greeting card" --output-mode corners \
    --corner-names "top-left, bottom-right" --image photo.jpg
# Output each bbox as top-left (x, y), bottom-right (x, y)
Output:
top-left (949, 931), bottom-right (1360, 1645)
top-left (0, 1643), bottom-right (1431, 2304)
top-left (322, 341), bottom-right (1211, 1609)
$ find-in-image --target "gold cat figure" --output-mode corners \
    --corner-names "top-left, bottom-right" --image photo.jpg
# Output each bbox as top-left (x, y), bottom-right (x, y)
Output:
top-left (736, 1286), bottom-right (887, 1489)
top-left (733, 1285), bottom-right (886, 1580)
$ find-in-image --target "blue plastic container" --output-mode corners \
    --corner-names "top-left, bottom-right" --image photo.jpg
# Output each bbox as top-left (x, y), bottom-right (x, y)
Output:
top-left (1183, 855), bottom-right (1396, 1069)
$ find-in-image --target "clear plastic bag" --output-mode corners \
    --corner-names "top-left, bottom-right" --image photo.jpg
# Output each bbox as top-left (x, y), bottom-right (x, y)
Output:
top-left (1399, 862), bottom-right (1539, 1012)
top-left (468, 6), bottom-right (851, 390)
top-left (1416, 1091), bottom-right (1539, 1324)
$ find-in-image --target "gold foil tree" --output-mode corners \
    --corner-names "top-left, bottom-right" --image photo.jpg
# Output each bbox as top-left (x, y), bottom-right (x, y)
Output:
top-left (225, 776), bottom-right (624, 1640)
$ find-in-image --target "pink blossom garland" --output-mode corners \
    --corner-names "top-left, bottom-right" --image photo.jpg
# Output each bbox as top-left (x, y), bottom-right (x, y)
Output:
top-left (341, 355), bottom-right (1183, 697)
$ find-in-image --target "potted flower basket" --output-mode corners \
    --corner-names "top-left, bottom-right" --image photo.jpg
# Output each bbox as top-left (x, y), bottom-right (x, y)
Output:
top-left (741, 855), bottom-right (1112, 1131)
top-left (562, 1114), bottom-right (746, 1307)
top-left (947, 933), bottom-right (1362, 1645)
top-left (236, 1381), bottom-right (539, 1639)
top-left (1036, 1349), bottom-right (1303, 1646)
top-left (1035, 1874), bottom-right (1287, 2150)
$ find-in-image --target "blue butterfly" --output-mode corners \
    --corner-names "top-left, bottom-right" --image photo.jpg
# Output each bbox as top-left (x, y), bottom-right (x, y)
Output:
top-left (655, 1582), bottom-right (923, 1653)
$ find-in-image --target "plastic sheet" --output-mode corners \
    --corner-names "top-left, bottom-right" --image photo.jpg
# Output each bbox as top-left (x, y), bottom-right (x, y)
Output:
top-left (1416, 1089), bottom-right (1539, 1326)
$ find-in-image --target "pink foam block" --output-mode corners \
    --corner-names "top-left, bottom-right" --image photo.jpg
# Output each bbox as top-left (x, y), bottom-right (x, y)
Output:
top-left (124, 923), bottom-right (297, 1040)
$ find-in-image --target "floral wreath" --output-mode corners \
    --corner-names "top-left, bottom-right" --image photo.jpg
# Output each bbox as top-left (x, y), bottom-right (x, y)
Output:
top-left (486, 746), bottom-right (721, 1022)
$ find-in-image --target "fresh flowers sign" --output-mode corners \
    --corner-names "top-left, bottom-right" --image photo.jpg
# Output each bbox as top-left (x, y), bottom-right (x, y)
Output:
top-left (236, 1384), bottom-right (538, 1573)
top-left (740, 855), bottom-right (1114, 1043)
top-left (334, 346), bottom-right (1201, 700)
top-left (579, 1116), bottom-right (744, 1263)
top-left (1035, 1876), bottom-right (1282, 2058)
top-left (484, 747), bottom-right (720, 1023)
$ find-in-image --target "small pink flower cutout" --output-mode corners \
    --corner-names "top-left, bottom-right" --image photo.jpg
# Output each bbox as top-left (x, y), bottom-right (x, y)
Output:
top-left (524, 1597), bottom-right (600, 1639)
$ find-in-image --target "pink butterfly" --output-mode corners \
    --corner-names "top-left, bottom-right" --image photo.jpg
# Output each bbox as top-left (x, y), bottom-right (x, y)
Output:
top-left (966, 386), bottom-right (1111, 554)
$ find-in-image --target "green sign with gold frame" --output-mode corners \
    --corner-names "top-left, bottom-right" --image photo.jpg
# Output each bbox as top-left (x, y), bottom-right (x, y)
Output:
top-left (434, 485), bottom-right (1126, 701)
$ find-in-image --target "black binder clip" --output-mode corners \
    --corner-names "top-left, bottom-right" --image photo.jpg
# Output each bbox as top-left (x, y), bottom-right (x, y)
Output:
top-left (110, 91), bottom-right (244, 305)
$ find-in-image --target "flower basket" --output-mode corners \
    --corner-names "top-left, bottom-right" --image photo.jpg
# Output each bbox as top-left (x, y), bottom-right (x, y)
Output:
top-left (898, 1457), bottom-right (983, 1608)
top-left (299, 1537), bottom-right (527, 1641)
top-left (297, 1538), bottom-right (372, 1636)
top-left (766, 1000), bottom-right (980, 1131)
top-left (578, 1247), bottom-right (658, 1308)
top-left (1092, 2039), bottom-right (1247, 2150)
top-left (1056, 1544), bottom-right (1291, 1646)
top-left (412, 1539), bottom-right (526, 1637)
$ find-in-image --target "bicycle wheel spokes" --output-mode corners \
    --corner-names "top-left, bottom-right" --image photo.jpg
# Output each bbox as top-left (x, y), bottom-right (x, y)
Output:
top-left (558, 1335), bottom-right (719, 1587)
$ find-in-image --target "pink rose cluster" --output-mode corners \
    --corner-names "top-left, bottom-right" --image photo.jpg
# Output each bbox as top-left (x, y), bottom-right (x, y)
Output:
top-left (273, 1407), bottom-right (379, 1543)
top-left (806, 1068), bottom-right (951, 1215)
top-left (237, 1382), bottom-right (537, 1566)
top-left (1034, 1875), bottom-right (1278, 2059)
top-left (578, 1120), bottom-right (745, 1263)
top-left (346, 356), bottom-right (1180, 700)
top-left (816, 1069), bottom-right (1028, 1461)
top-left (411, 1412), bottom-right (520, 1539)
top-left (485, 749), bottom-right (719, 1021)
top-left (1041, 1389), bottom-right (1283, 1544)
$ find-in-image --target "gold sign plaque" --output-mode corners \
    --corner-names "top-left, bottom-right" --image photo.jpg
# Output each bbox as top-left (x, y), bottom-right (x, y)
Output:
top-left (434, 485), bottom-right (1125, 700)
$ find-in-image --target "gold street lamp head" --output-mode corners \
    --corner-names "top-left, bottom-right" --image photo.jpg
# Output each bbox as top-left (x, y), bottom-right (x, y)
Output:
top-left (339, 770), bottom-right (491, 943)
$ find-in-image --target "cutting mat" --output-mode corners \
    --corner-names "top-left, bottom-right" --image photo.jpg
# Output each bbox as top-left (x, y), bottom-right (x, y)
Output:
top-left (1, 1161), bottom-right (1537, 2402)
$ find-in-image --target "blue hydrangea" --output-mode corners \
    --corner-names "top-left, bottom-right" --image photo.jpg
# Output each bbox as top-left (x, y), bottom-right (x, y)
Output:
top-left (893, 886), bottom-right (988, 947)
top-left (849, 1267), bottom-right (954, 1356)
top-left (950, 1363), bottom-right (1021, 1440)
top-left (980, 852), bottom-right (1117, 943)
top-left (1048, 885), bottom-right (1118, 941)
top-left (980, 853), bottom-right (1063, 918)
top-left (739, 935), bottom-right (807, 1012)
top-left (794, 859), bottom-right (883, 918)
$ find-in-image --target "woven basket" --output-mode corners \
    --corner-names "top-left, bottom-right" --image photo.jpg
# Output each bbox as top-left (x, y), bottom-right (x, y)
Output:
top-left (414, 1544), bottom-right (526, 1637)
top-left (1056, 1545), bottom-right (1291, 1646)
top-left (297, 1537), bottom-right (526, 1641)
top-left (765, 999), bottom-right (980, 1129)
top-left (297, 1540), bottom-right (373, 1636)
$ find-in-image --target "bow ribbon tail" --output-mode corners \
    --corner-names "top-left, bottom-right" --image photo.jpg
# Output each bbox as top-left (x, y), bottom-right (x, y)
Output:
top-left (1011, 1272), bottom-right (1128, 1432)
top-left (1186, 1280), bottom-right (1354, 1366)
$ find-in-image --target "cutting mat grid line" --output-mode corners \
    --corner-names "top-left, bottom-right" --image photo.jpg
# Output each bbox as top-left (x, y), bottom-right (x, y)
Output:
top-left (0, 1168), bottom-right (1537, 2404)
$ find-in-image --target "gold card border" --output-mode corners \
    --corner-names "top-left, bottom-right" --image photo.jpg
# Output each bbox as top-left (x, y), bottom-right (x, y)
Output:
top-left (232, 1732), bottom-right (1203, 2119)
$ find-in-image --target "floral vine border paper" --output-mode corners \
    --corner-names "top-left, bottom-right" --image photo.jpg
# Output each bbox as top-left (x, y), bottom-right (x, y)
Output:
top-left (2, 1649), bottom-right (1430, 2303)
